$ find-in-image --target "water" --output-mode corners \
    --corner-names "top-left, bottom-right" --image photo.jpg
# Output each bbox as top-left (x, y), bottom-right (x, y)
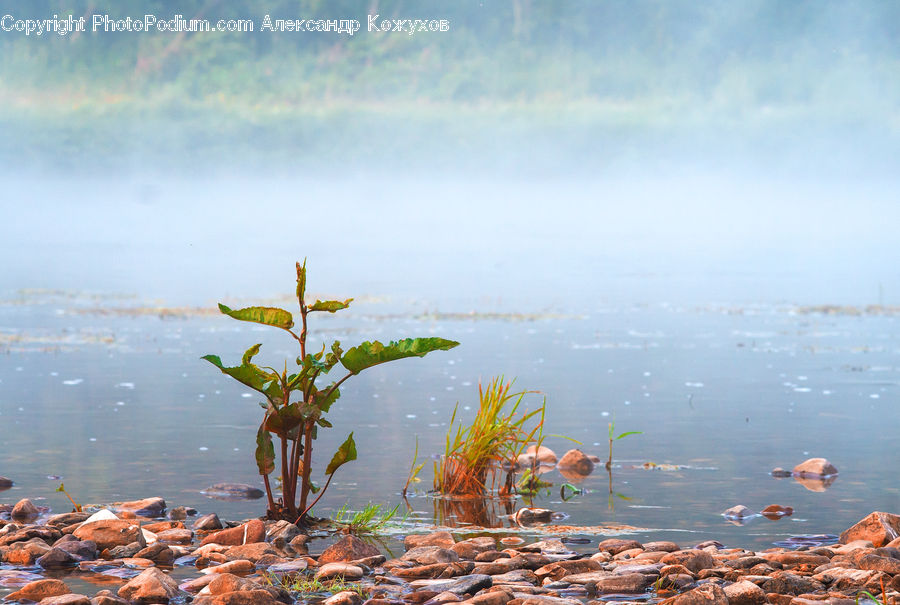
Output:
top-left (1, 176), bottom-right (898, 552)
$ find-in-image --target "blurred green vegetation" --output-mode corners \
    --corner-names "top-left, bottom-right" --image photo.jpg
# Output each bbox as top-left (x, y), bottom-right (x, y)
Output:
top-left (1, 0), bottom-right (898, 174)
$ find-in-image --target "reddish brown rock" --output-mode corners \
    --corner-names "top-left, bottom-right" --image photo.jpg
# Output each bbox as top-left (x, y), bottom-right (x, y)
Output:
top-left (660, 550), bottom-right (716, 573)
top-left (6, 579), bottom-right (72, 602)
top-left (763, 552), bottom-right (831, 567)
top-left (644, 541), bottom-right (681, 552)
top-left (857, 553), bottom-right (900, 574)
top-left (117, 567), bottom-right (181, 603)
top-left (4, 537), bottom-right (51, 564)
top-left (90, 591), bottom-right (131, 605)
top-left (556, 449), bottom-right (595, 475)
top-left (316, 562), bottom-right (365, 580)
top-left (840, 512), bottom-right (900, 547)
top-left (200, 590), bottom-right (279, 605)
top-left (112, 497), bottom-right (166, 518)
top-left (207, 559), bottom-right (255, 576)
top-left (792, 458), bottom-right (837, 477)
top-left (406, 532), bottom-right (456, 550)
top-left (200, 519), bottom-right (265, 546)
top-left (523, 445), bottom-right (557, 465)
top-left (223, 542), bottom-right (280, 562)
top-left (670, 583), bottom-right (728, 605)
top-left (534, 559), bottom-right (602, 581)
top-left (38, 595), bottom-right (91, 605)
top-left (451, 537), bottom-right (496, 559)
top-left (73, 520), bottom-right (145, 551)
top-left (156, 528), bottom-right (194, 544)
top-left (142, 521), bottom-right (183, 533)
top-left (589, 573), bottom-right (653, 594)
top-left (723, 580), bottom-right (767, 605)
top-left (761, 505), bottom-right (794, 520)
top-left (597, 538), bottom-right (643, 555)
top-left (11, 498), bottom-right (41, 521)
top-left (319, 534), bottom-right (381, 563)
top-left (206, 573), bottom-right (257, 595)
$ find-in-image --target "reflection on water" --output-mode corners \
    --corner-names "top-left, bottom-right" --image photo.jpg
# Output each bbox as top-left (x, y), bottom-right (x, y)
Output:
top-left (1, 292), bottom-right (898, 549)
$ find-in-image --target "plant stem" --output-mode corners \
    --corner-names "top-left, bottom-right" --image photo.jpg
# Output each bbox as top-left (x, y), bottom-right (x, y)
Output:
top-left (262, 474), bottom-right (277, 515)
top-left (297, 419), bottom-right (315, 517)
top-left (296, 471), bottom-right (334, 523)
top-left (279, 435), bottom-right (293, 517)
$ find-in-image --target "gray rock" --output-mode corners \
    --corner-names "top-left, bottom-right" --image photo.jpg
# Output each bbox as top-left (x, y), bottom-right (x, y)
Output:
top-left (105, 542), bottom-right (145, 559)
top-left (194, 513), bottom-right (224, 530)
top-left (428, 574), bottom-right (493, 596)
top-left (37, 547), bottom-right (80, 569)
top-left (201, 483), bottom-right (264, 501)
top-left (265, 520), bottom-right (302, 543)
top-left (54, 538), bottom-right (98, 561)
top-left (0, 476), bottom-right (13, 489)
top-left (403, 546), bottom-right (460, 565)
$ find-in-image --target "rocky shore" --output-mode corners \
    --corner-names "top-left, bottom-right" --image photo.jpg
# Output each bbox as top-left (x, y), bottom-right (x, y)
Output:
top-left (2, 497), bottom-right (900, 605)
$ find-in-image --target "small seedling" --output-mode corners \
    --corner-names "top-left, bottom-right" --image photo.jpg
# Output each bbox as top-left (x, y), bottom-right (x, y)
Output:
top-left (402, 437), bottom-right (426, 497)
top-left (56, 483), bottom-right (82, 512)
top-left (264, 573), bottom-right (367, 597)
top-left (606, 417), bottom-right (641, 469)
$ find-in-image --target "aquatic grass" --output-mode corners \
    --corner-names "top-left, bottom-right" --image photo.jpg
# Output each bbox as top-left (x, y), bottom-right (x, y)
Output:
top-left (434, 377), bottom-right (544, 496)
top-left (333, 502), bottom-right (402, 534)
top-left (263, 573), bottom-right (367, 597)
top-left (402, 437), bottom-right (426, 497)
top-left (606, 417), bottom-right (642, 470)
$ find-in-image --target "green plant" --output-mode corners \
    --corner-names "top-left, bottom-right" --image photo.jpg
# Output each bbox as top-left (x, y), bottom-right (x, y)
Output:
top-left (605, 417), bottom-right (642, 470)
top-left (434, 377), bottom-right (543, 496)
top-left (56, 483), bottom-right (82, 512)
top-left (333, 502), bottom-right (401, 534)
top-left (203, 260), bottom-right (459, 522)
top-left (264, 573), bottom-right (367, 597)
top-left (402, 437), bottom-right (426, 497)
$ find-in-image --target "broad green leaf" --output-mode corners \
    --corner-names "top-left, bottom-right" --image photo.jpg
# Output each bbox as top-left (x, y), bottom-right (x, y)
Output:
top-left (312, 386), bottom-right (341, 413)
top-left (615, 431), bottom-right (642, 440)
top-left (218, 303), bottom-right (293, 330)
top-left (340, 338), bottom-right (460, 374)
top-left (255, 427), bottom-right (275, 476)
top-left (309, 299), bottom-right (353, 313)
top-left (296, 260), bottom-right (307, 303)
top-left (264, 403), bottom-right (304, 437)
top-left (202, 345), bottom-right (283, 400)
top-left (325, 432), bottom-right (357, 475)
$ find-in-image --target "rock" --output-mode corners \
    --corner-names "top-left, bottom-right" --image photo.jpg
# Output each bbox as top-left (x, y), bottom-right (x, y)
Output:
top-left (644, 541), bottom-right (680, 552)
top-left (840, 512), bottom-right (900, 547)
top-left (205, 559), bottom-right (255, 576)
top-left (660, 550), bottom-right (716, 573)
top-left (5, 537), bottom-right (52, 564)
top-left (6, 579), bottom-right (72, 602)
top-left (513, 508), bottom-right (553, 525)
top-left (201, 519), bottom-right (266, 546)
top-left (324, 590), bottom-right (364, 605)
top-left (37, 546), bottom-right (80, 569)
top-left (194, 513), bottom-right (224, 531)
top-left (771, 468), bottom-right (793, 478)
top-left (316, 562), bottom-right (364, 580)
top-left (156, 528), bottom-right (193, 543)
top-left (458, 592), bottom-right (510, 605)
top-left (105, 542), bottom-right (146, 560)
top-left (597, 538), bottom-right (643, 555)
top-left (556, 449), bottom-right (594, 475)
top-left (73, 520), bottom-right (145, 551)
top-left (267, 560), bottom-right (308, 574)
top-left (858, 553), bottom-right (900, 574)
top-left (112, 497), bottom-right (167, 518)
top-left (11, 498), bottom-right (40, 520)
top-left (723, 580), bottom-right (767, 605)
top-left (39, 595), bottom-right (91, 605)
top-left (589, 573), bottom-right (653, 594)
top-left (117, 567), bottom-right (181, 603)
top-left (223, 542), bottom-right (280, 562)
top-left (0, 476), bottom-right (13, 489)
top-left (404, 546), bottom-right (460, 565)
top-left (535, 560), bottom-right (602, 582)
top-left (134, 542), bottom-right (176, 566)
top-left (760, 571), bottom-right (824, 595)
top-left (723, 505), bottom-right (754, 520)
top-left (167, 506), bottom-right (191, 520)
top-left (46, 512), bottom-right (92, 527)
top-left (792, 458), bottom-right (838, 478)
top-left (452, 537), bottom-right (496, 559)
top-left (760, 505), bottom-right (794, 520)
top-left (201, 483), bottom-right (265, 501)
top-left (320, 534), bottom-right (381, 563)
top-left (205, 572), bottom-right (257, 594)
top-left (266, 520), bottom-right (302, 543)
top-left (201, 589), bottom-right (279, 605)
top-left (427, 574), bottom-right (494, 596)
top-left (406, 532), bottom-right (456, 550)
top-left (143, 521), bottom-right (183, 533)
top-left (51, 536), bottom-right (97, 561)
top-left (90, 591), bottom-right (132, 605)
top-left (671, 583), bottom-right (728, 605)
top-left (524, 446), bottom-right (558, 465)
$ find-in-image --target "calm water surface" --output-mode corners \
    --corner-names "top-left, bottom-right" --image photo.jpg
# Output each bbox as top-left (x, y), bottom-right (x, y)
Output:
top-left (1, 294), bottom-right (897, 551)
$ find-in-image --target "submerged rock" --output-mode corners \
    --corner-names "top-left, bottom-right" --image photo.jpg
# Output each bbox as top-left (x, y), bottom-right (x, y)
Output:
top-left (722, 505), bottom-right (754, 520)
top-left (0, 476), bottom-right (13, 489)
top-left (112, 497), bottom-right (166, 518)
top-left (556, 449), bottom-right (594, 476)
top-left (11, 498), bottom-right (41, 521)
top-left (201, 483), bottom-right (264, 501)
top-left (6, 578), bottom-right (72, 602)
top-left (770, 467), bottom-right (792, 478)
top-left (760, 504), bottom-right (793, 520)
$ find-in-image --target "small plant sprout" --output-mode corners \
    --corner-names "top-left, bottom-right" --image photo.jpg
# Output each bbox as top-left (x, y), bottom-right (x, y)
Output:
top-left (333, 502), bottom-right (401, 534)
top-left (203, 260), bottom-right (459, 522)
top-left (402, 437), bottom-right (426, 497)
top-left (56, 483), bottom-right (82, 512)
top-left (606, 417), bottom-right (642, 470)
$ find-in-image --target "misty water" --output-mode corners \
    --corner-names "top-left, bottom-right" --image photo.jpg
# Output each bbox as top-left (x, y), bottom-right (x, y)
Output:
top-left (1, 176), bottom-right (899, 552)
